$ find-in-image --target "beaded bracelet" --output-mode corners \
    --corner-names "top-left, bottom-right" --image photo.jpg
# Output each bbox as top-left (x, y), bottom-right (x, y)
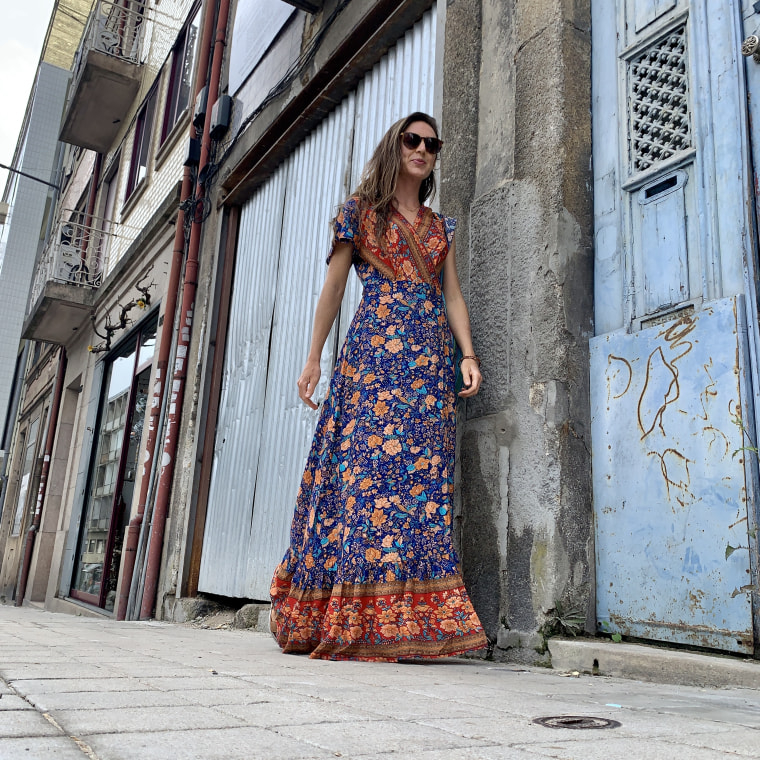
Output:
top-left (460, 354), bottom-right (481, 367)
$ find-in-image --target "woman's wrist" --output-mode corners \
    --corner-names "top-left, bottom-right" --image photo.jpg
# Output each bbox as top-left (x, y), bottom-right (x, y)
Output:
top-left (459, 354), bottom-right (481, 367)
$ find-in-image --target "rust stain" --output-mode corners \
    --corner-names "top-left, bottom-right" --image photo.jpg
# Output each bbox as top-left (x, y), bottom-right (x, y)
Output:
top-left (647, 448), bottom-right (693, 502)
top-left (638, 347), bottom-right (679, 438)
top-left (639, 315), bottom-right (696, 440)
top-left (728, 515), bottom-right (748, 530)
top-left (607, 354), bottom-right (633, 400)
top-left (702, 425), bottom-right (729, 460)
top-left (696, 359), bottom-right (717, 421)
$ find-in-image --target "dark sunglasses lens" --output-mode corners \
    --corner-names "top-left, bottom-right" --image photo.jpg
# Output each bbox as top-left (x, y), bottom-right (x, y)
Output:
top-left (402, 132), bottom-right (422, 150)
top-left (401, 132), bottom-right (442, 154)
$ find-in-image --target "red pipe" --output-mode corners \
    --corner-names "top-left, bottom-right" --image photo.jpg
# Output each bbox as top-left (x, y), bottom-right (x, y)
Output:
top-left (16, 348), bottom-right (67, 606)
top-left (139, 0), bottom-right (230, 620)
top-left (115, 0), bottom-right (218, 621)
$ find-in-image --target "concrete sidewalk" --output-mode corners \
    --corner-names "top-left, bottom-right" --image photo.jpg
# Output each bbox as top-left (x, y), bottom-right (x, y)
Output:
top-left (0, 605), bottom-right (759, 760)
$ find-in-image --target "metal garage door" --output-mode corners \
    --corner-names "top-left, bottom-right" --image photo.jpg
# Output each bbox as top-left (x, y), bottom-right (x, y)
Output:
top-left (199, 10), bottom-right (437, 598)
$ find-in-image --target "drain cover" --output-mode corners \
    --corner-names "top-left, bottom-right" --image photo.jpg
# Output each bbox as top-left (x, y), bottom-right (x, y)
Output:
top-left (533, 716), bottom-right (621, 730)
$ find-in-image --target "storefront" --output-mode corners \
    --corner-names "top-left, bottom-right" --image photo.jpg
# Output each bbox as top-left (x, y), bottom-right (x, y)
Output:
top-left (68, 314), bottom-right (157, 611)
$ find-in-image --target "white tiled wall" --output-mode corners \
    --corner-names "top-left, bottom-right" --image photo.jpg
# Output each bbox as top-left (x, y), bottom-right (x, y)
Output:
top-left (0, 63), bottom-right (71, 437)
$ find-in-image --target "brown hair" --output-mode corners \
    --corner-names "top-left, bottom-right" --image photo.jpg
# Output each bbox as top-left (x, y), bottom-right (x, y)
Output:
top-left (352, 112), bottom-right (439, 236)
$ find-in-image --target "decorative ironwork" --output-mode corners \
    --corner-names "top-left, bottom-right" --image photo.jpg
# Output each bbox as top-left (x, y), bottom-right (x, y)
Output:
top-left (629, 25), bottom-right (691, 173)
top-left (28, 211), bottom-right (139, 313)
top-left (71, 0), bottom-right (147, 86)
top-left (89, 270), bottom-right (155, 354)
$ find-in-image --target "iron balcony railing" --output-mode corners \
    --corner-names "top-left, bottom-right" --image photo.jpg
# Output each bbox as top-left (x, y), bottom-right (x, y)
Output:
top-left (28, 211), bottom-right (139, 312)
top-left (71, 0), bottom-right (147, 85)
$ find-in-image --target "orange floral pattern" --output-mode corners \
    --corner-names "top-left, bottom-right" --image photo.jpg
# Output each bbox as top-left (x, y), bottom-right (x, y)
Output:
top-left (270, 197), bottom-right (486, 661)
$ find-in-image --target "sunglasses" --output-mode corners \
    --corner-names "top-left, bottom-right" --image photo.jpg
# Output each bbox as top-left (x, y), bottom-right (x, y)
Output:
top-left (400, 131), bottom-right (443, 155)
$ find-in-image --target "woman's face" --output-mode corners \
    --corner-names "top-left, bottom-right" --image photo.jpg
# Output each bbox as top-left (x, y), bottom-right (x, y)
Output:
top-left (398, 120), bottom-right (438, 184)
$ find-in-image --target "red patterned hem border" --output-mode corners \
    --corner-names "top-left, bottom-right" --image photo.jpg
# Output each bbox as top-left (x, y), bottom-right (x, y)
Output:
top-left (270, 567), bottom-right (488, 662)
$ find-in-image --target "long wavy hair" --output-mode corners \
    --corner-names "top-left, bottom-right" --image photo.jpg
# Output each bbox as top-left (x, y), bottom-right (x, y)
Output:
top-left (352, 111), bottom-right (439, 237)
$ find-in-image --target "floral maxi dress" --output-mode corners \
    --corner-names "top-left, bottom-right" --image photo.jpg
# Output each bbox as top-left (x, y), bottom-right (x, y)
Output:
top-left (270, 197), bottom-right (487, 661)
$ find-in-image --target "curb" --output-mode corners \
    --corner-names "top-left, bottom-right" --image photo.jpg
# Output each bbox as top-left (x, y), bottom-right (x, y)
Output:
top-left (548, 638), bottom-right (760, 690)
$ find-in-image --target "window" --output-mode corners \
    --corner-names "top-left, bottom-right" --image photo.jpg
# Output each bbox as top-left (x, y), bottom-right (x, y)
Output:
top-left (70, 314), bottom-right (158, 611)
top-left (162, 5), bottom-right (201, 141)
top-left (126, 88), bottom-right (157, 198)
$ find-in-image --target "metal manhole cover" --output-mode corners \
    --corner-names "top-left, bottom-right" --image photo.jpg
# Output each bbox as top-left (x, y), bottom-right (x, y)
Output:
top-left (533, 716), bottom-right (621, 730)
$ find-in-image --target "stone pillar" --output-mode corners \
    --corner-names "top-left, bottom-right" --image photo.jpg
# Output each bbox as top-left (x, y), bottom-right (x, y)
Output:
top-left (442, 0), bottom-right (594, 662)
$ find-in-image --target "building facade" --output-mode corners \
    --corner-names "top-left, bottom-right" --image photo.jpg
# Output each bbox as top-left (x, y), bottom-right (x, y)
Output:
top-left (1, 0), bottom-right (758, 663)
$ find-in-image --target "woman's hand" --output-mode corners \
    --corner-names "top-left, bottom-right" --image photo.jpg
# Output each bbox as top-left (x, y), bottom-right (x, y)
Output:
top-left (458, 357), bottom-right (482, 398)
top-left (297, 358), bottom-right (322, 409)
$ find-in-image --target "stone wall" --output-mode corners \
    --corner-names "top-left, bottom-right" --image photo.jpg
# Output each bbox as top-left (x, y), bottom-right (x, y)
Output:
top-left (442, 0), bottom-right (594, 662)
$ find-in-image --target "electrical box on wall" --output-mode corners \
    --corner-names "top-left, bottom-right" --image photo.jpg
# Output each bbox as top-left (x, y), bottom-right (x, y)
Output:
top-left (210, 95), bottom-right (233, 140)
top-left (193, 86), bottom-right (208, 129)
top-left (183, 138), bottom-right (201, 167)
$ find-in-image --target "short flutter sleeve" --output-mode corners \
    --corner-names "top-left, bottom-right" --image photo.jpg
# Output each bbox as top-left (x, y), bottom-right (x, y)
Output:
top-left (443, 216), bottom-right (457, 250)
top-left (327, 197), bottom-right (361, 264)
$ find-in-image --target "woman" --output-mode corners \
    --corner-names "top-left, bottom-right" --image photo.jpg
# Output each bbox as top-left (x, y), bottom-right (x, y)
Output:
top-left (270, 112), bottom-right (487, 661)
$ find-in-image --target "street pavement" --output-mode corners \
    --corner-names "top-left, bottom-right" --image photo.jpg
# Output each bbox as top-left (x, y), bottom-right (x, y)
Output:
top-left (0, 604), bottom-right (759, 759)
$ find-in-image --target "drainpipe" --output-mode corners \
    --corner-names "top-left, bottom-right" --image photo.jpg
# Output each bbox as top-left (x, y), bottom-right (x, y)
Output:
top-left (139, 0), bottom-right (231, 620)
top-left (115, 0), bottom-right (219, 620)
top-left (15, 348), bottom-right (67, 606)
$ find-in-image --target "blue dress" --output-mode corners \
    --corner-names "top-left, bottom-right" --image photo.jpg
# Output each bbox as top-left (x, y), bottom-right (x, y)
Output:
top-left (270, 197), bottom-right (487, 661)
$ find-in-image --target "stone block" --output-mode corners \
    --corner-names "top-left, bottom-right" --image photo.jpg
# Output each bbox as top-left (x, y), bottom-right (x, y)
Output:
top-left (232, 603), bottom-right (270, 631)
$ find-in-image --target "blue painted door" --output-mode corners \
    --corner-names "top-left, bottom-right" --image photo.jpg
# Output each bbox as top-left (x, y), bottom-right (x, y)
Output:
top-left (591, 0), bottom-right (759, 653)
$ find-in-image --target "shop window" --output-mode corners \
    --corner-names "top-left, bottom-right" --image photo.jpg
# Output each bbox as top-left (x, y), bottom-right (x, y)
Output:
top-left (10, 413), bottom-right (44, 537)
top-left (161, 5), bottom-right (201, 142)
top-left (70, 314), bottom-right (158, 611)
top-left (126, 88), bottom-right (157, 199)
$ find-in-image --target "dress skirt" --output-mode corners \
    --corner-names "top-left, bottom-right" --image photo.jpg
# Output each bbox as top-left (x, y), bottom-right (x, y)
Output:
top-left (270, 261), bottom-right (487, 661)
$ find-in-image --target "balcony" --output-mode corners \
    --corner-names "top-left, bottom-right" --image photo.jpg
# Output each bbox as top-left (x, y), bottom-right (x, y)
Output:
top-left (60, 0), bottom-right (146, 152)
top-left (23, 211), bottom-right (138, 344)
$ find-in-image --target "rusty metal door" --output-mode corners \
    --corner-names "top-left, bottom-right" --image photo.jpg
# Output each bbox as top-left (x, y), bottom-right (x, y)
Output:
top-left (591, 0), bottom-right (759, 652)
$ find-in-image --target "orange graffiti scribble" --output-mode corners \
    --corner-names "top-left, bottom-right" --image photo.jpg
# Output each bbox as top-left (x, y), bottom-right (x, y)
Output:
top-left (638, 315), bottom-right (696, 441)
top-left (607, 354), bottom-right (632, 400)
top-left (638, 347), bottom-right (679, 439)
top-left (702, 425), bottom-right (729, 460)
top-left (647, 448), bottom-right (693, 502)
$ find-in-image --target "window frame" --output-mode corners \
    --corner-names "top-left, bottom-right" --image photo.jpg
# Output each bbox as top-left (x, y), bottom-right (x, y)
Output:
top-left (125, 86), bottom-right (158, 200)
top-left (161, 3), bottom-right (202, 144)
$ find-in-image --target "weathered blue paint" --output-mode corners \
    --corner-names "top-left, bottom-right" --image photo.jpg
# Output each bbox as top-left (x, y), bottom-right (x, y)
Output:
top-left (591, 0), bottom-right (759, 652)
top-left (591, 296), bottom-right (754, 653)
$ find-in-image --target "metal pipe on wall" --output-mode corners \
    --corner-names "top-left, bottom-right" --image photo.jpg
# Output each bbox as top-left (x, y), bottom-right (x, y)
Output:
top-left (15, 348), bottom-right (67, 606)
top-left (116, 0), bottom-right (219, 621)
top-left (139, 0), bottom-right (231, 620)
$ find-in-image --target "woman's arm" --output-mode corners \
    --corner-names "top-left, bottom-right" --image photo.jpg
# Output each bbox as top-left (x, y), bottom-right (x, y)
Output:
top-left (297, 242), bottom-right (354, 409)
top-left (441, 238), bottom-right (482, 398)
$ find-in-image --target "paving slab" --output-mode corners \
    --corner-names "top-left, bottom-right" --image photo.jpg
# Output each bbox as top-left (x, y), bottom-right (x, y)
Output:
top-left (26, 688), bottom-right (192, 712)
top-left (0, 695), bottom-right (33, 711)
top-left (0, 736), bottom-right (91, 759)
top-left (10, 676), bottom-right (148, 695)
top-left (514, 737), bottom-right (742, 760)
top-left (0, 709), bottom-right (61, 738)
top-left (275, 717), bottom-right (490, 756)
top-left (83, 726), bottom-right (333, 760)
top-left (54, 704), bottom-right (248, 735)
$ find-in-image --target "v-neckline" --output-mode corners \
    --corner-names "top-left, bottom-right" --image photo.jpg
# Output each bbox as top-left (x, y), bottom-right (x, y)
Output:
top-left (394, 204), bottom-right (424, 228)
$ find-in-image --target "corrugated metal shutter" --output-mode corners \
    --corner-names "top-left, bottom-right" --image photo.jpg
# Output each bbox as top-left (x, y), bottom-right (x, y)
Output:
top-left (198, 166), bottom-right (288, 595)
top-left (200, 9), bottom-right (437, 599)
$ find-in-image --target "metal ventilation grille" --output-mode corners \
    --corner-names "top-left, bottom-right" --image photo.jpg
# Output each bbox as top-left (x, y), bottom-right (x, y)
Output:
top-left (629, 25), bottom-right (691, 173)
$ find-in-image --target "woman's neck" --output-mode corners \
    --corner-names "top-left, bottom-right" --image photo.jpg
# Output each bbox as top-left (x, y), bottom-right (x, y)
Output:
top-left (393, 176), bottom-right (422, 211)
